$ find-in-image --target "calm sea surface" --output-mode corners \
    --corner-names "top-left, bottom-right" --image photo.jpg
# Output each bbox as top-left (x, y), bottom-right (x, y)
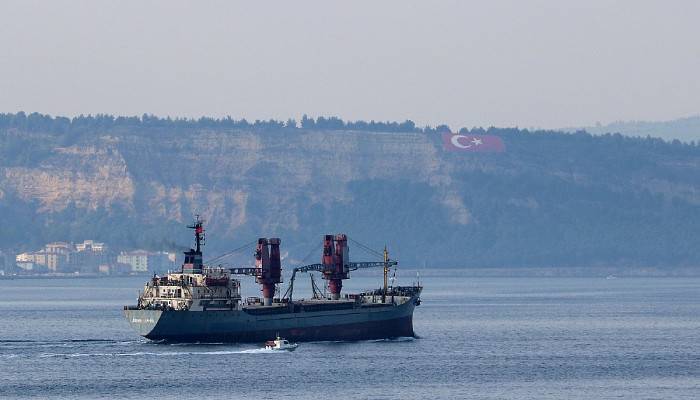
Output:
top-left (1, 270), bottom-right (699, 399)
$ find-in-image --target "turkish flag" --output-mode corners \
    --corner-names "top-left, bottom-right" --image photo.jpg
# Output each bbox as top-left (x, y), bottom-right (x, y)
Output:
top-left (442, 133), bottom-right (505, 152)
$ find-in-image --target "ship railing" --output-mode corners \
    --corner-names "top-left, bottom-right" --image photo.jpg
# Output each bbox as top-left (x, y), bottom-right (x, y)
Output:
top-left (360, 285), bottom-right (422, 298)
top-left (129, 302), bottom-right (178, 311)
top-left (155, 294), bottom-right (192, 300)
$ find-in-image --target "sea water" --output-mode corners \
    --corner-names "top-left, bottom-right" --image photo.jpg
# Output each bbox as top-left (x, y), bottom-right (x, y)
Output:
top-left (1, 270), bottom-right (699, 399)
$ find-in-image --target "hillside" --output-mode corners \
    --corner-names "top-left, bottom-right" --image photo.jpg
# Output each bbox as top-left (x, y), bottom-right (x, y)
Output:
top-left (2, 113), bottom-right (700, 269)
top-left (570, 115), bottom-right (700, 143)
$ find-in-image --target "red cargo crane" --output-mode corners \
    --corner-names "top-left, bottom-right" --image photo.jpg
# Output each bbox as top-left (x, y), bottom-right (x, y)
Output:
top-left (226, 238), bottom-right (283, 306)
top-left (251, 238), bottom-right (282, 306)
top-left (284, 234), bottom-right (398, 302)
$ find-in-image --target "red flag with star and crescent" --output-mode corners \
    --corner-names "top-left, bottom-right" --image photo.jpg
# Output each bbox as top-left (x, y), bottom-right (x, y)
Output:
top-left (442, 133), bottom-right (505, 152)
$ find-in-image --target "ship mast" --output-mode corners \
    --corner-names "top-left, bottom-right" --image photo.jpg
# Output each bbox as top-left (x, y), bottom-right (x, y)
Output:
top-left (188, 215), bottom-right (204, 253)
top-left (383, 246), bottom-right (389, 303)
top-left (182, 215), bottom-right (205, 273)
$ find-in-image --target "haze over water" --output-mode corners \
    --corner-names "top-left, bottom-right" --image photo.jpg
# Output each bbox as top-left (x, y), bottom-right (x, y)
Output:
top-left (1, 271), bottom-right (699, 399)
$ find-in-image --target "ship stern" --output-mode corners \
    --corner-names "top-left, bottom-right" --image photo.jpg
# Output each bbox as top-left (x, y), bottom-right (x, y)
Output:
top-left (123, 307), bottom-right (162, 339)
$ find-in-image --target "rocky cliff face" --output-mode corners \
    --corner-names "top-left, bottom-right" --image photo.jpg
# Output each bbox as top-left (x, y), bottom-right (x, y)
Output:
top-left (2, 121), bottom-right (700, 268)
top-left (4, 144), bottom-right (135, 212)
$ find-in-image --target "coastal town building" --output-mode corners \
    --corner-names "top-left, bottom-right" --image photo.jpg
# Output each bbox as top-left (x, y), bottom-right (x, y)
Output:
top-left (14, 241), bottom-right (175, 275)
top-left (75, 240), bottom-right (105, 253)
top-left (15, 243), bottom-right (70, 272)
top-left (0, 250), bottom-right (9, 275)
top-left (118, 250), bottom-right (176, 273)
top-left (15, 252), bottom-right (35, 271)
top-left (117, 250), bottom-right (149, 272)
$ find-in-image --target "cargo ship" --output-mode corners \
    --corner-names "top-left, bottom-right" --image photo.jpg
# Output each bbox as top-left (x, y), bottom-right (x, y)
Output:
top-left (124, 218), bottom-right (422, 342)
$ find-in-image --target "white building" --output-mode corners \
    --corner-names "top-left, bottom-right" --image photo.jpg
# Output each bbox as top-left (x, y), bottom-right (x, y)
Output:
top-left (45, 242), bottom-right (71, 255)
top-left (117, 250), bottom-right (176, 273)
top-left (16, 252), bottom-right (34, 263)
top-left (76, 240), bottom-right (105, 253)
top-left (117, 250), bottom-right (149, 273)
top-left (16, 252), bottom-right (35, 271)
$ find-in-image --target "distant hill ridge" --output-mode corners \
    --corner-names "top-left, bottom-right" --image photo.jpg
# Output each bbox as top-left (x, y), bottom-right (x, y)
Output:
top-left (0, 112), bottom-right (452, 134)
top-left (567, 115), bottom-right (700, 143)
top-left (1, 112), bottom-right (699, 269)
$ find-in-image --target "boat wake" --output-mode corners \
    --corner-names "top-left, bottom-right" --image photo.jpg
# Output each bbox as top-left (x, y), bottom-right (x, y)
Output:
top-left (0, 339), bottom-right (142, 350)
top-left (0, 338), bottom-right (290, 359)
top-left (310, 336), bottom-right (417, 345)
top-left (370, 336), bottom-right (416, 343)
top-left (37, 347), bottom-right (286, 358)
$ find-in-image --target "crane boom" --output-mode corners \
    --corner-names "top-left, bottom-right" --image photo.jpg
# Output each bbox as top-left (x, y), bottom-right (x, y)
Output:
top-left (228, 267), bottom-right (257, 276)
top-left (283, 260), bottom-right (397, 302)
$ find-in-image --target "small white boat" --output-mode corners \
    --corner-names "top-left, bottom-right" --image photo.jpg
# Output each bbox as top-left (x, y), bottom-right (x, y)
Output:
top-left (264, 336), bottom-right (298, 351)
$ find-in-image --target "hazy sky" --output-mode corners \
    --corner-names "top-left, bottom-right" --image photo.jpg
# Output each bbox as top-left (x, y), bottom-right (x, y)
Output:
top-left (1, 1), bottom-right (698, 130)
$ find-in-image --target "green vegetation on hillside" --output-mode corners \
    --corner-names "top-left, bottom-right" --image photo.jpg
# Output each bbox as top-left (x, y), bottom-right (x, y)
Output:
top-left (1, 112), bottom-right (699, 269)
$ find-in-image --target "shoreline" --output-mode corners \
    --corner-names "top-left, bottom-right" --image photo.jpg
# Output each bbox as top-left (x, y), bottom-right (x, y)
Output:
top-left (0, 273), bottom-right (151, 280)
top-left (3, 266), bottom-right (700, 279)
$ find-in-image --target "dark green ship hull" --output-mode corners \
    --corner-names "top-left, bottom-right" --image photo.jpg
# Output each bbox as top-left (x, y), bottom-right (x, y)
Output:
top-left (124, 296), bottom-right (419, 343)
